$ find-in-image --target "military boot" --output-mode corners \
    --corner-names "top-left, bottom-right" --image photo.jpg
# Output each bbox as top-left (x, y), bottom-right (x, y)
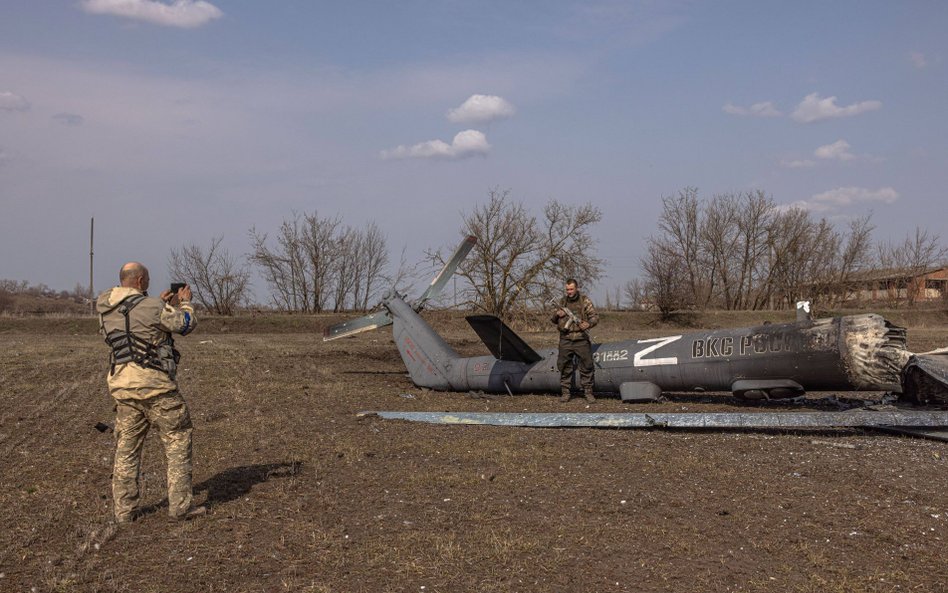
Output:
top-left (584, 388), bottom-right (596, 403)
top-left (115, 509), bottom-right (141, 525)
top-left (559, 388), bottom-right (571, 403)
top-left (173, 505), bottom-right (207, 521)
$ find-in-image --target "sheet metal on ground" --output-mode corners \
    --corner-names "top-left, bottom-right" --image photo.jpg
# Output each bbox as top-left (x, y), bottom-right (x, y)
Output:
top-left (874, 426), bottom-right (948, 441)
top-left (359, 410), bottom-right (948, 440)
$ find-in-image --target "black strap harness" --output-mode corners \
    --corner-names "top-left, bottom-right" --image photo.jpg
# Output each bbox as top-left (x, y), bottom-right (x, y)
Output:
top-left (102, 294), bottom-right (179, 379)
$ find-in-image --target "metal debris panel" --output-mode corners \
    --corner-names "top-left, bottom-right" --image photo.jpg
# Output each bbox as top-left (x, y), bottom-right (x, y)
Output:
top-left (359, 410), bottom-right (948, 429)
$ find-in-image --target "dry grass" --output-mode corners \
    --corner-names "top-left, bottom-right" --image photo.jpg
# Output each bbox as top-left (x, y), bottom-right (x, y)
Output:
top-left (1, 311), bottom-right (946, 592)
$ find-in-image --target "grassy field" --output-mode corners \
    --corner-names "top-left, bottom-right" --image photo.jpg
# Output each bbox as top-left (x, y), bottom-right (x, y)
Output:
top-left (1, 309), bottom-right (946, 592)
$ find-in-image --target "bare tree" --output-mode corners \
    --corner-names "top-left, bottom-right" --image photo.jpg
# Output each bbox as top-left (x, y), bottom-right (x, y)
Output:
top-left (356, 222), bottom-right (390, 310)
top-left (683, 190), bottom-right (776, 310)
top-left (644, 189), bottom-right (875, 311)
top-left (432, 188), bottom-right (603, 317)
top-left (700, 192), bottom-right (740, 309)
top-left (250, 217), bottom-right (307, 312)
top-left (732, 191), bottom-right (776, 310)
top-left (0, 279), bottom-right (29, 293)
top-left (877, 227), bottom-right (948, 305)
top-left (656, 188), bottom-right (709, 307)
top-left (331, 226), bottom-right (359, 312)
top-left (71, 282), bottom-right (91, 302)
top-left (0, 288), bottom-right (12, 313)
top-left (765, 208), bottom-right (811, 307)
top-left (391, 244), bottom-right (422, 297)
top-left (826, 214), bottom-right (875, 305)
top-left (329, 223), bottom-right (390, 312)
top-left (764, 210), bottom-right (838, 307)
top-left (762, 211), bottom-right (877, 308)
top-left (602, 284), bottom-right (622, 311)
top-left (640, 239), bottom-right (691, 319)
top-left (249, 212), bottom-right (390, 312)
top-left (623, 278), bottom-right (645, 310)
top-left (301, 212), bottom-right (342, 312)
top-left (168, 236), bottom-right (251, 315)
top-left (249, 212), bottom-right (340, 312)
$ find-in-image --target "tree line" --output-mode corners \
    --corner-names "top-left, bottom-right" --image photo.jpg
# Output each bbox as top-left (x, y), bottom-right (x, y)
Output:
top-left (0, 280), bottom-right (90, 314)
top-left (167, 190), bottom-right (603, 317)
top-left (167, 214), bottom-right (392, 315)
top-left (163, 187), bottom-right (945, 318)
top-left (634, 188), bottom-right (947, 316)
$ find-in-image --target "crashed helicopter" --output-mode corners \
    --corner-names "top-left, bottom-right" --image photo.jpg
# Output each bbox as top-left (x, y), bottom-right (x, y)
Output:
top-left (324, 236), bottom-right (948, 405)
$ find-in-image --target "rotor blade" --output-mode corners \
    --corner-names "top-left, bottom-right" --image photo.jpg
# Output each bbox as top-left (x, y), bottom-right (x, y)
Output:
top-left (416, 235), bottom-right (476, 308)
top-left (323, 310), bottom-right (393, 341)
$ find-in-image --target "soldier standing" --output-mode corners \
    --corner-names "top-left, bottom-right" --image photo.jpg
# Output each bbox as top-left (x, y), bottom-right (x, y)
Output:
top-left (551, 278), bottom-right (599, 402)
top-left (96, 262), bottom-right (205, 523)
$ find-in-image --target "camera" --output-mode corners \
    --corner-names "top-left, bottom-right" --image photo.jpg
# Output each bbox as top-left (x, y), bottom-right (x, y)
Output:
top-left (170, 282), bottom-right (186, 294)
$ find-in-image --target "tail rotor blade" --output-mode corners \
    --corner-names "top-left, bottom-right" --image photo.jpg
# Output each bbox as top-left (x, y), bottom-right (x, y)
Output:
top-left (323, 311), bottom-right (393, 341)
top-left (416, 235), bottom-right (476, 309)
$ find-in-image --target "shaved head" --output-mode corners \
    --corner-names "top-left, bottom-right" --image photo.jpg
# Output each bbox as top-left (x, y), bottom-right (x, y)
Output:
top-left (119, 262), bottom-right (149, 287)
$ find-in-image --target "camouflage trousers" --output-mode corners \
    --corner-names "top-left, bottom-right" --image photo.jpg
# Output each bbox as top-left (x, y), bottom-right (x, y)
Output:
top-left (557, 337), bottom-right (595, 392)
top-left (113, 391), bottom-right (193, 520)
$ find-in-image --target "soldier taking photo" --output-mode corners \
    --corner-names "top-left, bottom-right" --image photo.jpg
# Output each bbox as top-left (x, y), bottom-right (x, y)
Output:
top-left (96, 262), bottom-right (205, 523)
top-left (550, 278), bottom-right (599, 402)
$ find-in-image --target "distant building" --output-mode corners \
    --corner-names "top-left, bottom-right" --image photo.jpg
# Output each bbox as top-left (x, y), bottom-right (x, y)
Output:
top-left (841, 266), bottom-right (948, 303)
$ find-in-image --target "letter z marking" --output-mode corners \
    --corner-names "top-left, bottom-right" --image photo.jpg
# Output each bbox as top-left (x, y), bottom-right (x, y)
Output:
top-left (634, 335), bottom-right (682, 367)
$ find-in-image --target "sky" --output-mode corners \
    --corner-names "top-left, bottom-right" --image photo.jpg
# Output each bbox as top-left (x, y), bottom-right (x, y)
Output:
top-left (1, 0), bottom-right (946, 304)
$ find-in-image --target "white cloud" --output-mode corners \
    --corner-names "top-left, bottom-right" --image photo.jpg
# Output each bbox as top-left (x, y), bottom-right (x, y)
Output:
top-left (79, 0), bottom-right (223, 29)
top-left (789, 186), bottom-right (900, 213)
top-left (814, 139), bottom-right (855, 161)
top-left (381, 129), bottom-right (490, 160)
top-left (0, 91), bottom-right (31, 112)
top-left (722, 101), bottom-right (781, 117)
top-left (781, 140), bottom-right (866, 168)
top-left (910, 51), bottom-right (928, 69)
top-left (780, 158), bottom-right (815, 169)
top-left (447, 94), bottom-right (515, 124)
top-left (812, 186), bottom-right (898, 206)
top-left (777, 199), bottom-right (825, 213)
top-left (790, 93), bottom-right (881, 123)
top-left (0, 50), bottom-right (582, 178)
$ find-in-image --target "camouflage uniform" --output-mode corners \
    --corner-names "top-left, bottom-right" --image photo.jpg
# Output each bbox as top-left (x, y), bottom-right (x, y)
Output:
top-left (97, 286), bottom-right (197, 521)
top-left (551, 292), bottom-right (599, 400)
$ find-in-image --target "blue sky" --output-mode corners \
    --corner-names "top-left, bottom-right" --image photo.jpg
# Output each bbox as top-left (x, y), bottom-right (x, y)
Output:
top-left (1, 0), bottom-right (946, 302)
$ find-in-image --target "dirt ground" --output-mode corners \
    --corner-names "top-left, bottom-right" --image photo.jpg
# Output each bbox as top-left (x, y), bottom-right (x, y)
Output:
top-left (1, 311), bottom-right (946, 593)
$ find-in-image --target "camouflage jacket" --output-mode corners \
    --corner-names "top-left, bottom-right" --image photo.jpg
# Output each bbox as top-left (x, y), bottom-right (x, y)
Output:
top-left (96, 286), bottom-right (197, 400)
top-left (550, 293), bottom-right (598, 341)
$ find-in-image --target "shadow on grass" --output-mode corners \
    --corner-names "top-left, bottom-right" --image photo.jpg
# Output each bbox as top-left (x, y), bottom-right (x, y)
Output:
top-left (198, 461), bottom-right (302, 506)
top-left (140, 461), bottom-right (302, 517)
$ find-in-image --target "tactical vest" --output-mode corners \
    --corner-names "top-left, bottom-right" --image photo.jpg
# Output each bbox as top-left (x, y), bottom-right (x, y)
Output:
top-left (557, 294), bottom-right (590, 337)
top-left (560, 294), bottom-right (587, 320)
top-left (100, 294), bottom-right (180, 380)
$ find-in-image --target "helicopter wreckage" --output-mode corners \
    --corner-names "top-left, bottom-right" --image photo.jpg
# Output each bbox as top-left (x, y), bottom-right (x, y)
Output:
top-left (324, 236), bottom-right (948, 437)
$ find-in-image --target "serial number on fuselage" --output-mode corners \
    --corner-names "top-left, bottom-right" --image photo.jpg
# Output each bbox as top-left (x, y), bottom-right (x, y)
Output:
top-left (593, 349), bottom-right (629, 362)
top-left (594, 336), bottom-right (682, 367)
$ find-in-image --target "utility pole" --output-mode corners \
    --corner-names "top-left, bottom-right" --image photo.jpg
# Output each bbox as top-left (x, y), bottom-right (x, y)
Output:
top-left (89, 217), bottom-right (94, 315)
